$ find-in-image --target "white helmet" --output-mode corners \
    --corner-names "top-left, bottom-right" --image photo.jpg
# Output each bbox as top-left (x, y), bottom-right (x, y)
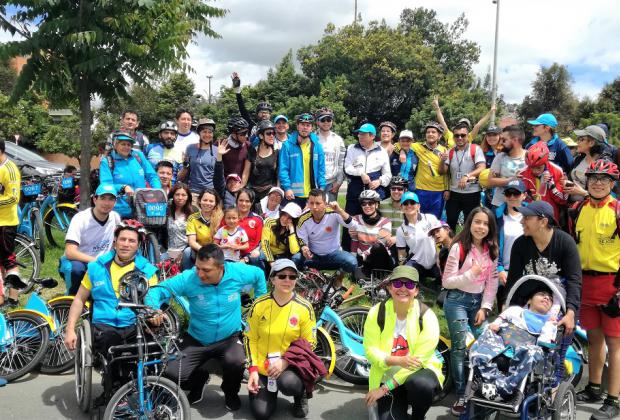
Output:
top-left (359, 189), bottom-right (381, 202)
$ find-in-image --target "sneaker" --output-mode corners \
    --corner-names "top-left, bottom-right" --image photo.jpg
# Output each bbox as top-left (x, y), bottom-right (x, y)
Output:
top-left (577, 385), bottom-right (605, 404)
top-left (291, 394), bottom-right (309, 418)
top-left (591, 401), bottom-right (620, 420)
top-left (224, 393), bottom-right (241, 411)
top-left (187, 385), bottom-right (206, 405)
top-left (451, 396), bottom-right (467, 416)
top-left (0, 299), bottom-right (18, 310)
top-left (5, 273), bottom-right (27, 290)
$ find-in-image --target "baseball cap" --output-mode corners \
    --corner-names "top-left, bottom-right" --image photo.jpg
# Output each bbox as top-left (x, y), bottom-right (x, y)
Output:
top-left (355, 123), bottom-right (377, 136)
top-left (400, 191), bottom-right (420, 205)
top-left (399, 130), bottom-right (414, 139)
top-left (527, 113), bottom-right (558, 128)
top-left (226, 173), bottom-right (242, 183)
top-left (504, 179), bottom-right (526, 193)
top-left (387, 265), bottom-right (419, 283)
top-left (280, 202), bottom-right (302, 219)
top-left (428, 220), bottom-right (450, 236)
top-left (573, 125), bottom-right (606, 143)
top-left (484, 125), bottom-right (502, 135)
top-left (515, 201), bottom-right (555, 221)
top-left (274, 114), bottom-right (288, 123)
top-left (269, 258), bottom-right (299, 277)
top-left (95, 184), bottom-right (118, 197)
top-left (562, 137), bottom-right (578, 148)
top-left (268, 186), bottom-right (284, 198)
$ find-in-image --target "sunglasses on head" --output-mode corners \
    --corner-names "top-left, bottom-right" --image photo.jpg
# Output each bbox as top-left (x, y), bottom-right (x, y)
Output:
top-left (275, 274), bottom-right (298, 280)
top-left (454, 134), bottom-right (468, 139)
top-left (391, 279), bottom-right (417, 290)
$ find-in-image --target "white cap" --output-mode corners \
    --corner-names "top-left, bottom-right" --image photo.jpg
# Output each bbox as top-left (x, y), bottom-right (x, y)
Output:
top-left (268, 186), bottom-right (285, 197)
top-left (399, 130), bottom-right (414, 139)
top-left (280, 202), bottom-right (302, 219)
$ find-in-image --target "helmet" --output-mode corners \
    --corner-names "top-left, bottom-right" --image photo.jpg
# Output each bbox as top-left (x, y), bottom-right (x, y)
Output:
top-left (296, 113), bottom-right (315, 124)
top-left (379, 121), bottom-right (397, 133)
top-left (315, 107), bottom-right (334, 121)
top-left (585, 159), bottom-right (620, 181)
top-left (114, 219), bottom-right (147, 243)
top-left (424, 121), bottom-right (444, 134)
top-left (112, 130), bottom-right (134, 143)
top-left (196, 117), bottom-right (216, 133)
top-left (255, 101), bottom-right (273, 113)
top-left (359, 189), bottom-right (381, 202)
top-left (256, 119), bottom-right (275, 134)
top-left (390, 175), bottom-right (408, 188)
top-left (227, 116), bottom-right (249, 134)
top-left (158, 120), bottom-right (178, 134)
top-left (525, 142), bottom-right (549, 167)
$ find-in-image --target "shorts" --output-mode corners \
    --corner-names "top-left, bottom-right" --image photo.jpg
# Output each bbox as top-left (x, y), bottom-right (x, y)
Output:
top-left (0, 225), bottom-right (18, 271)
top-left (580, 274), bottom-right (620, 337)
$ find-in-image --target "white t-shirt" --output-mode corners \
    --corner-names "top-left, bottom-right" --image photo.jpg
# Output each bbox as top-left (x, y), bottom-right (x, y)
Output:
top-left (297, 210), bottom-right (357, 255)
top-left (318, 131), bottom-right (345, 184)
top-left (444, 145), bottom-right (486, 193)
top-left (502, 212), bottom-right (523, 270)
top-left (65, 208), bottom-right (121, 258)
top-left (173, 131), bottom-right (200, 159)
top-left (395, 213), bottom-right (439, 269)
top-left (214, 226), bottom-right (249, 262)
top-left (490, 152), bottom-right (527, 206)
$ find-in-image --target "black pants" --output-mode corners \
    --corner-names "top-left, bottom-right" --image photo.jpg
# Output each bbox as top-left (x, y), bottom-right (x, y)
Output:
top-left (359, 244), bottom-right (395, 276)
top-left (406, 260), bottom-right (441, 290)
top-left (92, 323), bottom-right (138, 391)
top-left (164, 332), bottom-right (245, 396)
top-left (445, 191), bottom-right (481, 231)
top-left (249, 369), bottom-right (305, 420)
top-left (377, 369), bottom-right (440, 420)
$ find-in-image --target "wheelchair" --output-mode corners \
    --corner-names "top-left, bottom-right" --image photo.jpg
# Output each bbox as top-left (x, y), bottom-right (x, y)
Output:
top-left (460, 275), bottom-right (577, 420)
top-left (74, 270), bottom-right (185, 416)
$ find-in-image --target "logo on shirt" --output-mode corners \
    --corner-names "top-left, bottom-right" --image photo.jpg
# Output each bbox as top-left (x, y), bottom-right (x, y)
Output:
top-left (248, 220), bottom-right (256, 229)
top-left (289, 315), bottom-right (299, 327)
top-left (325, 226), bottom-right (332, 233)
top-left (228, 292), bottom-right (239, 302)
top-left (391, 335), bottom-right (409, 356)
top-left (93, 280), bottom-right (105, 288)
top-left (260, 315), bottom-right (268, 323)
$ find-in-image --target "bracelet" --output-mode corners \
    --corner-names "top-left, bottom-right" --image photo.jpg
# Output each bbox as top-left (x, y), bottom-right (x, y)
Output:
top-left (385, 378), bottom-right (397, 391)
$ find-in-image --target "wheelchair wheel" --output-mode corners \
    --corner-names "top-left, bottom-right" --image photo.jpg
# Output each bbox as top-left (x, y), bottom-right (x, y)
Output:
top-left (313, 327), bottom-right (336, 380)
top-left (75, 319), bottom-right (93, 413)
top-left (140, 232), bottom-right (161, 265)
top-left (0, 311), bottom-right (50, 381)
top-left (30, 207), bottom-right (45, 263)
top-left (325, 306), bottom-right (369, 385)
top-left (103, 375), bottom-right (190, 420)
top-left (552, 382), bottom-right (576, 420)
top-left (41, 299), bottom-right (88, 374)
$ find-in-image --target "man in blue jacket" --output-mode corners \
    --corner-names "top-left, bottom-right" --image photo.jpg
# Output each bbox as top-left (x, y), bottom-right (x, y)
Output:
top-left (526, 113), bottom-right (573, 174)
top-left (278, 113), bottom-right (326, 208)
top-left (144, 244), bottom-right (267, 409)
top-left (99, 130), bottom-right (162, 218)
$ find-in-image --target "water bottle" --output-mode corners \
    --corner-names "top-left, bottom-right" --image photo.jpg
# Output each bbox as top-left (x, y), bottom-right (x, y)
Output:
top-left (267, 352), bottom-right (280, 392)
top-left (368, 404), bottom-right (380, 420)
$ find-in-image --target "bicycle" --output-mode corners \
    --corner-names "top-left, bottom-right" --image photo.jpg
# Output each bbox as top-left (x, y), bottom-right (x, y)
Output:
top-left (18, 174), bottom-right (45, 263)
top-left (2, 233), bottom-right (40, 295)
top-left (40, 174), bottom-right (78, 248)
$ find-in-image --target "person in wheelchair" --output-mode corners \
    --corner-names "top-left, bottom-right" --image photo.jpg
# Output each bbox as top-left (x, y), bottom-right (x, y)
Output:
top-left (469, 281), bottom-right (562, 402)
top-left (64, 220), bottom-right (159, 400)
top-left (144, 244), bottom-right (268, 410)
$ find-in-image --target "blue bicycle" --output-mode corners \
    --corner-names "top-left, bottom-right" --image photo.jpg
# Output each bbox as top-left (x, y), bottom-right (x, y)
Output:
top-left (40, 175), bottom-right (78, 248)
top-left (18, 174), bottom-right (46, 263)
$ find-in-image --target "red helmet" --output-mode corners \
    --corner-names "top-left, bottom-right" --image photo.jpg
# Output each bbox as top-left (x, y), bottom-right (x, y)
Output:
top-left (114, 219), bottom-right (147, 243)
top-left (525, 142), bottom-right (549, 167)
top-left (585, 159), bottom-right (620, 181)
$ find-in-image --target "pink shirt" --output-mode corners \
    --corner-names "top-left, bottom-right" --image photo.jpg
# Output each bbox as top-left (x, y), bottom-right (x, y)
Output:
top-left (442, 242), bottom-right (499, 310)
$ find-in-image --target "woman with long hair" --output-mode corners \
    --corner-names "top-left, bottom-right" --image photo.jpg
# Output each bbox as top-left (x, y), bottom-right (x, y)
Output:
top-left (261, 203), bottom-right (303, 267)
top-left (182, 187), bottom-right (223, 269)
top-left (165, 183), bottom-right (193, 260)
top-left (235, 188), bottom-right (264, 267)
top-left (480, 125), bottom-right (503, 208)
top-left (441, 207), bottom-right (499, 415)
top-left (242, 120), bottom-right (279, 205)
top-left (563, 125), bottom-right (609, 201)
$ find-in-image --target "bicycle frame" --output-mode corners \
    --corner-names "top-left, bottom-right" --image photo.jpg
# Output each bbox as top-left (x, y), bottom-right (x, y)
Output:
top-left (40, 195), bottom-right (74, 232)
top-left (317, 306), bottom-right (367, 364)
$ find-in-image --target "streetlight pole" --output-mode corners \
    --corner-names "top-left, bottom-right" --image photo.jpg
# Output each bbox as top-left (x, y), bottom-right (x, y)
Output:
top-left (207, 75), bottom-right (213, 104)
top-left (354, 0), bottom-right (357, 25)
top-left (490, 0), bottom-right (500, 125)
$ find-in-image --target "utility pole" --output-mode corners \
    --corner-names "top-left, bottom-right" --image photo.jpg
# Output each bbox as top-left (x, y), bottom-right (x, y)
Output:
top-left (354, 0), bottom-right (357, 25)
top-left (207, 75), bottom-right (213, 104)
top-left (490, 0), bottom-right (501, 125)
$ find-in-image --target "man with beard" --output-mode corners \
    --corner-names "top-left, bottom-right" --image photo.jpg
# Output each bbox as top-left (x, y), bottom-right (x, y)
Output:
top-left (146, 121), bottom-right (182, 170)
top-left (487, 125), bottom-right (528, 209)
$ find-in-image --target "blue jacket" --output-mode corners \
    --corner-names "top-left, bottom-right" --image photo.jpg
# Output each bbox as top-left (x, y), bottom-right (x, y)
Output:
top-left (389, 150), bottom-right (417, 191)
top-left (278, 132), bottom-right (326, 196)
top-left (144, 262), bottom-right (267, 346)
top-left (494, 202), bottom-right (528, 273)
top-left (526, 134), bottom-right (573, 174)
top-left (88, 251), bottom-right (158, 328)
top-left (99, 150), bottom-right (162, 218)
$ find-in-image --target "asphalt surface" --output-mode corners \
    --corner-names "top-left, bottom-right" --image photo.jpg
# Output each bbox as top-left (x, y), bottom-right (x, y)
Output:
top-left (1, 368), bottom-right (605, 419)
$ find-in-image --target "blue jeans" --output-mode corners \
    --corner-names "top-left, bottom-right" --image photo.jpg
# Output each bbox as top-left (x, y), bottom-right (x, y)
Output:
top-left (292, 250), bottom-right (357, 273)
top-left (443, 289), bottom-right (485, 396)
top-left (181, 246), bottom-right (195, 271)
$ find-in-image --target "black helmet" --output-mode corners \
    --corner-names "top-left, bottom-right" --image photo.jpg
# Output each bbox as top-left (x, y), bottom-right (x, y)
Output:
top-left (227, 116), bottom-right (250, 134)
top-left (257, 120), bottom-right (275, 134)
top-left (390, 175), bottom-right (408, 188)
top-left (256, 101), bottom-right (273, 113)
top-left (315, 107), bottom-right (334, 121)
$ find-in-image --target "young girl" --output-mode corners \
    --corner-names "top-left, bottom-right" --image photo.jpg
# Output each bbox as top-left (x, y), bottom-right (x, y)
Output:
top-left (441, 207), bottom-right (499, 415)
top-left (165, 183), bottom-right (193, 259)
top-left (214, 207), bottom-right (249, 262)
top-left (427, 220), bottom-right (454, 275)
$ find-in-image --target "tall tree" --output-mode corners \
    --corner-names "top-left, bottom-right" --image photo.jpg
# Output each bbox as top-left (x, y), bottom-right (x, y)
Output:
top-left (0, 0), bottom-right (225, 207)
top-left (597, 77), bottom-right (620, 113)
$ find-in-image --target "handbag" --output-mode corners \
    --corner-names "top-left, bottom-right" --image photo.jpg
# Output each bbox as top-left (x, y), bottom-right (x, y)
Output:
top-left (600, 293), bottom-right (620, 318)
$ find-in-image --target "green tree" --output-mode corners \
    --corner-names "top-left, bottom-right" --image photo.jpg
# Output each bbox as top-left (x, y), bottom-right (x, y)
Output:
top-left (0, 92), bottom-right (50, 148)
top-left (578, 112), bottom-right (620, 146)
top-left (597, 77), bottom-right (620, 113)
top-left (0, 59), bottom-right (17, 96)
top-left (36, 114), bottom-right (99, 163)
top-left (0, 0), bottom-right (225, 207)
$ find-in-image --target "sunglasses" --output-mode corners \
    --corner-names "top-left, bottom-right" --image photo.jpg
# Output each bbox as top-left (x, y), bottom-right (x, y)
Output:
top-left (504, 190), bottom-right (522, 197)
top-left (454, 134), bottom-right (468, 139)
top-left (391, 279), bottom-right (417, 290)
top-left (319, 118), bottom-right (333, 123)
top-left (263, 131), bottom-right (276, 136)
top-left (402, 200), bottom-right (417, 206)
top-left (391, 187), bottom-right (405, 191)
top-left (236, 130), bottom-right (249, 136)
top-left (361, 201), bottom-right (376, 207)
top-left (275, 274), bottom-right (298, 281)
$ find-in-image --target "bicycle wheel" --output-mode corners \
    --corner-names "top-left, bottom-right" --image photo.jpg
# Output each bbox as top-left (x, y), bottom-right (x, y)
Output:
top-left (44, 204), bottom-right (78, 247)
top-left (30, 207), bottom-right (45, 263)
top-left (0, 312), bottom-right (50, 381)
top-left (12, 234), bottom-right (40, 293)
top-left (103, 375), bottom-right (190, 420)
top-left (325, 306), bottom-right (370, 385)
top-left (313, 327), bottom-right (336, 380)
top-left (140, 232), bottom-right (161, 265)
top-left (41, 299), bottom-right (88, 374)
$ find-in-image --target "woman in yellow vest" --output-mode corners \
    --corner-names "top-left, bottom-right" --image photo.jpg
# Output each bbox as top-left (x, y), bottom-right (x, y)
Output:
top-left (363, 265), bottom-right (444, 420)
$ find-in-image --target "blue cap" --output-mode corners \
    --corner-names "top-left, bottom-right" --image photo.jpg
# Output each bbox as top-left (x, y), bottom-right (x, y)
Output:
top-left (274, 114), bottom-right (288, 123)
top-left (504, 179), bottom-right (526, 193)
top-left (355, 123), bottom-right (377, 136)
top-left (400, 191), bottom-right (420, 205)
top-left (527, 113), bottom-right (558, 128)
top-left (515, 200), bottom-right (555, 222)
top-left (95, 184), bottom-right (118, 197)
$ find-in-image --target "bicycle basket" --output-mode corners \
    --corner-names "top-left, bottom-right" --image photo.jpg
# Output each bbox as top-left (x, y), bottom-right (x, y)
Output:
top-left (134, 188), bottom-right (168, 226)
top-left (21, 178), bottom-right (42, 202)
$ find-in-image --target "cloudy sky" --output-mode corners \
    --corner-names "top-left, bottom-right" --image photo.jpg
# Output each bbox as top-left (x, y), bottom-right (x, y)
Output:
top-left (2, 0), bottom-right (619, 105)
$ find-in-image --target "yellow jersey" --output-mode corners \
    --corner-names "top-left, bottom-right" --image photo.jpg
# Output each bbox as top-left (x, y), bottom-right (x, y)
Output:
top-left (0, 158), bottom-right (20, 226)
top-left (411, 142), bottom-right (448, 192)
top-left (82, 260), bottom-right (158, 294)
top-left (260, 218), bottom-right (301, 262)
top-left (575, 197), bottom-right (620, 273)
top-left (300, 141), bottom-right (311, 198)
top-left (186, 211), bottom-right (214, 246)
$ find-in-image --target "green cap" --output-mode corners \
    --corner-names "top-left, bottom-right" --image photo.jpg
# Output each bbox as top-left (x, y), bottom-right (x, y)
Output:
top-left (388, 266), bottom-right (419, 283)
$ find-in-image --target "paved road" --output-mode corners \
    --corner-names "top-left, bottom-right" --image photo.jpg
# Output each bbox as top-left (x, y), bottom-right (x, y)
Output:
top-left (2, 369), bottom-right (603, 419)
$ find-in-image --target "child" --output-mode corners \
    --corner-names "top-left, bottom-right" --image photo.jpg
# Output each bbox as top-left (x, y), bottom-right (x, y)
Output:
top-left (214, 207), bottom-right (249, 262)
top-left (58, 164), bottom-right (80, 204)
top-left (470, 283), bottom-right (560, 401)
top-left (428, 220), bottom-right (454, 275)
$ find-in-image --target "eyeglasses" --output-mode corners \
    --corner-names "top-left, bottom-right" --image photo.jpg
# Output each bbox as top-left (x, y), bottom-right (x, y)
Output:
top-left (275, 274), bottom-right (298, 281)
top-left (399, 138), bottom-right (412, 142)
top-left (391, 279), bottom-right (417, 290)
top-left (361, 201), bottom-right (375, 207)
top-left (236, 130), bottom-right (249, 137)
top-left (577, 137), bottom-right (589, 143)
top-left (319, 118), bottom-right (333, 123)
top-left (390, 187), bottom-right (405, 191)
top-left (263, 131), bottom-right (276, 136)
top-left (402, 200), bottom-right (417, 206)
top-left (504, 190), bottom-right (522, 197)
top-left (589, 175), bottom-right (612, 184)
top-left (454, 134), bottom-right (468, 139)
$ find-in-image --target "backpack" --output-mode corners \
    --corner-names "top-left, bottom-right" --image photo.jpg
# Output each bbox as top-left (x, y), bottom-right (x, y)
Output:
top-left (568, 197), bottom-right (620, 243)
top-left (377, 299), bottom-right (430, 333)
top-left (448, 143), bottom-right (477, 162)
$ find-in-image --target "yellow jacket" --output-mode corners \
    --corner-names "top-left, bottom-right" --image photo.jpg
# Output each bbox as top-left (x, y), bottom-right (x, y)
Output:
top-left (363, 299), bottom-right (444, 389)
top-left (260, 218), bottom-right (301, 262)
